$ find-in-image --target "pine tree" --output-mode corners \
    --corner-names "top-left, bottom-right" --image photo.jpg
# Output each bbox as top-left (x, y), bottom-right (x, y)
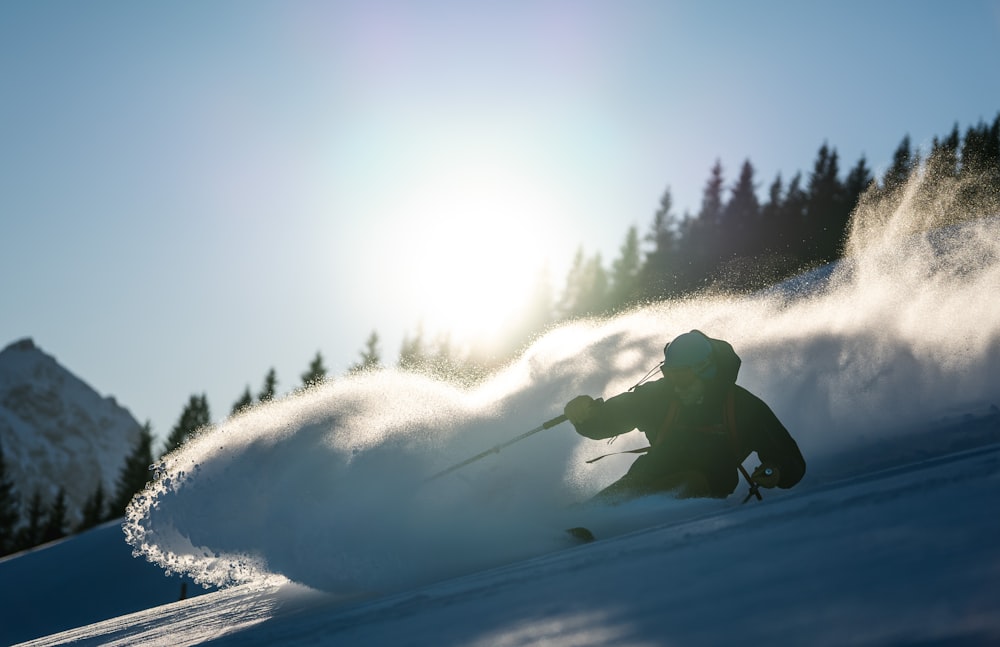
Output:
top-left (556, 250), bottom-right (610, 318)
top-left (988, 114), bottom-right (1000, 178)
top-left (16, 489), bottom-right (44, 550)
top-left (955, 116), bottom-right (1000, 220)
top-left (399, 325), bottom-right (428, 372)
top-left (641, 187), bottom-right (680, 299)
top-left (556, 247), bottom-right (587, 320)
top-left (759, 173), bottom-right (784, 248)
top-left (929, 125), bottom-right (961, 180)
top-left (0, 440), bottom-right (20, 555)
top-left (349, 331), bottom-right (383, 374)
top-left (699, 160), bottom-right (726, 226)
top-left (558, 251), bottom-right (608, 318)
top-left (41, 488), bottom-right (68, 544)
top-left (914, 130), bottom-right (960, 224)
top-left (578, 254), bottom-right (608, 316)
top-left (677, 160), bottom-right (727, 292)
top-left (258, 369), bottom-right (278, 402)
top-left (78, 481), bottom-right (107, 531)
top-left (881, 134), bottom-right (914, 194)
top-left (775, 172), bottom-right (809, 272)
top-left (164, 394), bottom-right (211, 454)
top-left (805, 144), bottom-right (845, 263)
top-left (429, 332), bottom-right (460, 379)
top-left (301, 351), bottom-right (328, 387)
top-left (721, 159), bottom-right (761, 261)
top-left (231, 386), bottom-right (254, 415)
top-left (608, 226), bottom-right (642, 312)
top-left (750, 172), bottom-right (806, 284)
top-left (843, 155), bottom-right (874, 212)
top-left (112, 421), bottom-right (155, 517)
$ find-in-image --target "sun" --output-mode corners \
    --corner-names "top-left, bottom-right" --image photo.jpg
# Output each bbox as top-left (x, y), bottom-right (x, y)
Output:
top-left (385, 155), bottom-right (566, 351)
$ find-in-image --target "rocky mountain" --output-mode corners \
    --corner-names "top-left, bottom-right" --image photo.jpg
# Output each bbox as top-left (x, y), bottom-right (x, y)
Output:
top-left (0, 338), bottom-right (142, 526)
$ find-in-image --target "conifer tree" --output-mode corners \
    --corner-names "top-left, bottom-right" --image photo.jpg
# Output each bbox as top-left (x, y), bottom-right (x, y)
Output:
top-left (16, 489), bottom-right (44, 550)
top-left (429, 332), bottom-right (460, 379)
top-left (608, 226), bottom-right (642, 312)
top-left (988, 114), bottom-right (1000, 177)
top-left (399, 326), bottom-right (427, 372)
top-left (749, 172), bottom-right (807, 284)
top-left (676, 161), bottom-right (728, 293)
top-left (955, 116), bottom-right (1000, 219)
top-left (766, 171), bottom-right (809, 274)
top-left (41, 488), bottom-right (68, 544)
top-left (641, 187), bottom-right (680, 299)
top-left (258, 369), bottom-right (278, 402)
top-left (78, 481), bottom-right (107, 531)
top-left (579, 254), bottom-right (609, 316)
top-left (349, 331), bottom-right (383, 374)
top-left (699, 160), bottom-right (726, 226)
top-left (806, 144), bottom-right (845, 263)
top-left (882, 134), bottom-right (914, 194)
top-left (113, 421), bottom-right (155, 517)
top-left (231, 386), bottom-right (254, 415)
top-left (721, 159), bottom-right (761, 261)
top-left (164, 394), bottom-right (211, 454)
top-left (913, 131), bottom-right (960, 223)
top-left (558, 252), bottom-right (608, 318)
top-left (962, 117), bottom-right (1000, 179)
top-left (843, 156), bottom-right (874, 211)
top-left (929, 125), bottom-right (961, 180)
top-left (301, 351), bottom-right (328, 387)
top-left (759, 173), bottom-right (784, 245)
top-left (0, 440), bottom-right (19, 555)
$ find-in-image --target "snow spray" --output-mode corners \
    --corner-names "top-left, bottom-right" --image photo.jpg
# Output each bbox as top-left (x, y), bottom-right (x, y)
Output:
top-left (124, 166), bottom-right (1000, 594)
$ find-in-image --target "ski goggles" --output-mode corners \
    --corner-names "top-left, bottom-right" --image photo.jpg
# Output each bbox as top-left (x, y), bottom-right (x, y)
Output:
top-left (660, 357), bottom-right (714, 387)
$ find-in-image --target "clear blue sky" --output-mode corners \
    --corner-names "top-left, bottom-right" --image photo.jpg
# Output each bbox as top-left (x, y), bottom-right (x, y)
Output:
top-left (2, 1), bottom-right (999, 447)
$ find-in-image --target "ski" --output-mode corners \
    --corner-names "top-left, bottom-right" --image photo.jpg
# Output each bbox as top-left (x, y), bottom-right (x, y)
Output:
top-left (566, 527), bottom-right (596, 543)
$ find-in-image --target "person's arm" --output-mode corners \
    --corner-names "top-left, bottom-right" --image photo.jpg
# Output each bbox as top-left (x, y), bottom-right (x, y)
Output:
top-left (737, 387), bottom-right (806, 489)
top-left (565, 390), bottom-right (644, 441)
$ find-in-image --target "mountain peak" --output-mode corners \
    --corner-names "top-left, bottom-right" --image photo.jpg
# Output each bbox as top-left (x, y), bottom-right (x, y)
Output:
top-left (3, 337), bottom-right (36, 353)
top-left (1, 338), bottom-right (142, 526)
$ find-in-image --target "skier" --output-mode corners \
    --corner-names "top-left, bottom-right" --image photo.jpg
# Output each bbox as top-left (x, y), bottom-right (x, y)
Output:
top-left (563, 330), bottom-right (805, 502)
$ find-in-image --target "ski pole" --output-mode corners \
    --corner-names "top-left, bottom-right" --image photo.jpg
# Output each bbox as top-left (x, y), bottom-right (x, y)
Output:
top-left (424, 413), bottom-right (568, 482)
top-left (739, 464), bottom-right (764, 503)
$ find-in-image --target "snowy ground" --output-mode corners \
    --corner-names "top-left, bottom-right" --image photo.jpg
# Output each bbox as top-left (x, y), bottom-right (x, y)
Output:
top-left (4, 184), bottom-right (1000, 645)
top-left (9, 426), bottom-right (1000, 646)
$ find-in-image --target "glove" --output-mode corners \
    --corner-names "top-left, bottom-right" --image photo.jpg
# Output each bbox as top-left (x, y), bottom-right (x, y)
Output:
top-left (564, 395), bottom-right (598, 425)
top-left (751, 464), bottom-right (781, 488)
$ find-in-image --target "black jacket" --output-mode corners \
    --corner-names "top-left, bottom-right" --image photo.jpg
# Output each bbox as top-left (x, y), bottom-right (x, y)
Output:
top-left (574, 378), bottom-right (806, 496)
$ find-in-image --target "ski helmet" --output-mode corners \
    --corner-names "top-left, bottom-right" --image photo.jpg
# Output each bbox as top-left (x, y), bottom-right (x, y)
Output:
top-left (662, 331), bottom-right (716, 380)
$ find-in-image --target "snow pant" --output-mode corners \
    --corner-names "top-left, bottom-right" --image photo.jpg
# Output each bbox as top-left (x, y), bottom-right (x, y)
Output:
top-left (592, 433), bottom-right (739, 504)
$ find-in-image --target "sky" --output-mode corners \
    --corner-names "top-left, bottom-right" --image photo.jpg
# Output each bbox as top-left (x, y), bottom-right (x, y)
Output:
top-left (2, 0), bottom-right (1000, 447)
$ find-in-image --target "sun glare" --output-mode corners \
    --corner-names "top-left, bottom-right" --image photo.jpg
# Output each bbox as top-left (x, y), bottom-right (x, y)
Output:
top-left (386, 157), bottom-right (566, 350)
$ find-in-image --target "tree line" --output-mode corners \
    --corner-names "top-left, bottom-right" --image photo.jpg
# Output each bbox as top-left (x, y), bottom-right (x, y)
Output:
top-left (0, 427), bottom-right (154, 556)
top-left (2, 113), bottom-right (997, 558)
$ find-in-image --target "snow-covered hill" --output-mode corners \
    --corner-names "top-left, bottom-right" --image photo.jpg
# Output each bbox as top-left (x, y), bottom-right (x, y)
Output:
top-left (0, 338), bottom-right (143, 526)
top-left (8, 425), bottom-right (1000, 646)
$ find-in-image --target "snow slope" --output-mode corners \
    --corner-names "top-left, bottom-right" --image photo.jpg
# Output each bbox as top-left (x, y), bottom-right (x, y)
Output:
top-left (5, 170), bottom-right (1000, 644)
top-left (0, 519), bottom-right (208, 645)
top-left (16, 431), bottom-right (1000, 646)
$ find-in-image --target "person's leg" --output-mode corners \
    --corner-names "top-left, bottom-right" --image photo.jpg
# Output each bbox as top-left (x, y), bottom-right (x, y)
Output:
top-left (590, 447), bottom-right (713, 503)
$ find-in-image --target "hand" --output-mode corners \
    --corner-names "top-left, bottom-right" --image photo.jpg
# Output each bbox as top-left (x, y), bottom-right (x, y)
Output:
top-left (751, 464), bottom-right (781, 488)
top-left (564, 395), bottom-right (597, 425)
